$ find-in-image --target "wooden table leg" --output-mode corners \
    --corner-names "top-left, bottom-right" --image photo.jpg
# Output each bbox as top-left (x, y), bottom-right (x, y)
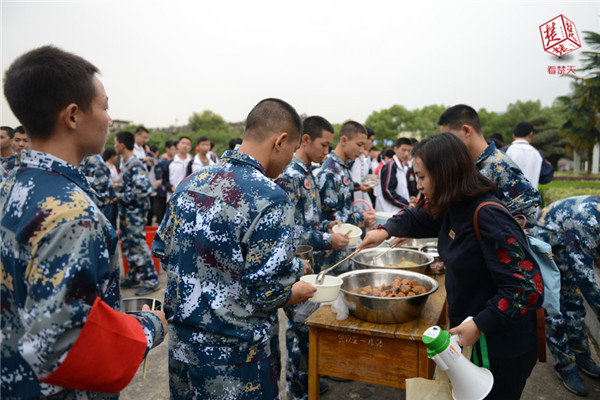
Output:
top-left (308, 326), bottom-right (319, 400)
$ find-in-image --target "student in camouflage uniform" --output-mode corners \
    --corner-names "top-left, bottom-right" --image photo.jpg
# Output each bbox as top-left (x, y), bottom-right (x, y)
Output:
top-left (1, 126), bottom-right (18, 178)
top-left (438, 104), bottom-right (541, 225)
top-left (114, 131), bottom-right (160, 296)
top-left (80, 153), bottom-right (118, 228)
top-left (152, 98), bottom-right (316, 400)
top-left (316, 120), bottom-right (376, 273)
top-left (1, 45), bottom-right (166, 399)
top-left (275, 116), bottom-right (349, 399)
top-left (532, 195), bottom-right (600, 396)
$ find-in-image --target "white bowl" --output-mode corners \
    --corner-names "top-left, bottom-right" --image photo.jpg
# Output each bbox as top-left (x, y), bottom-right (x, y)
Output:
top-left (375, 212), bottom-right (395, 226)
top-left (332, 223), bottom-right (362, 246)
top-left (300, 274), bottom-right (343, 302)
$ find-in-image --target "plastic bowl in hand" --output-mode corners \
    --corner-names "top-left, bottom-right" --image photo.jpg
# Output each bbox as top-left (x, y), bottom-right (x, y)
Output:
top-left (332, 223), bottom-right (362, 247)
top-left (375, 211), bottom-right (395, 226)
top-left (122, 297), bottom-right (162, 315)
top-left (300, 274), bottom-right (343, 303)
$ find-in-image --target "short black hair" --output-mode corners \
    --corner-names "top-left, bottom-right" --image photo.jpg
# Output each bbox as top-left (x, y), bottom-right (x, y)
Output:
top-left (177, 136), bottom-right (192, 145)
top-left (437, 104), bottom-right (482, 134)
top-left (339, 121), bottom-right (367, 139)
top-left (149, 145), bottom-right (158, 153)
top-left (196, 136), bottom-right (210, 145)
top-left (395, 137), bottom-right (413, 147)
top-left (115, 131), bottom-right (135, 151)
top-left (4, 45), bottom-right (99, 139)
top-left (14, 126), bottom-right (26, 134)
top-left (413, 132), bottom-right (496, 217)
top-left (365, 126), bottom-right (375, 139)
top-left (1, 126), bottom-right (15, 139)
top-left (383, 148), bottom-right (395, 159)
top-left (245, 98), bottom-right (301, 141)
top-left (513, 122), bottom-right (533, 138)
top-left (302, 116), bottom-right (334, 141)
top-left (135, 126), bottom-right (149, 135)
top-left (165, 140), bottom-right (176, 149)
top-left (102, 147), bottom-right (117, 161)
top-left (229, 137), bottom-right (243, 150)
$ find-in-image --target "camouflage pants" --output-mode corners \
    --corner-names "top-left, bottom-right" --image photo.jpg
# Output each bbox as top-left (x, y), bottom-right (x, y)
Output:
top-left (120, 210), bottom-right (158, 286)
top-left (284, 302), bottom-right (320, 400)
top-left (168, 339), bottom-right (281, 400)
top-left (545, 246), bottom-right (600, 372)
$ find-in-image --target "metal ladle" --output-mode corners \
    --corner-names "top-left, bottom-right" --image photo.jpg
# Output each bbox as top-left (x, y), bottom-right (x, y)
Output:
top-left (316, 248), bottom-right (361, 284)
top-left (370, 240), bottom-right (402, 265)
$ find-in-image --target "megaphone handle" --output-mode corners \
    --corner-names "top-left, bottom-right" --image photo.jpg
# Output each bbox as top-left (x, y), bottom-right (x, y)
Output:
top-left (433, 354), bottom-right (449, 371)
top-left (450, 334), bottom-right (463, 354)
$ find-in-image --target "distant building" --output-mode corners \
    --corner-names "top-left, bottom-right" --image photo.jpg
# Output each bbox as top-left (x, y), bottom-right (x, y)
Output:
top-left (110, 119), bottom-right (132, 132)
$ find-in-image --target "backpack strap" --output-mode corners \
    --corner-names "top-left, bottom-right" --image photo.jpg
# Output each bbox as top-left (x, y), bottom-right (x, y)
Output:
top-left (473, 201), bottom-right (505, 243)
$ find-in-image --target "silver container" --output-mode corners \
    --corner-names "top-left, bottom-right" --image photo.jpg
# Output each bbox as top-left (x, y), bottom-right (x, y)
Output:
top-left (419, 244), bottom-right (445, 274)
top-left (352, 248), bottom-right (434, 273)
top-left (339, 269), bottom-right (438, 323)
top-left (401, 238), bottom-right (438, 251)
top-left (122, 297), bottom-right (162, 315)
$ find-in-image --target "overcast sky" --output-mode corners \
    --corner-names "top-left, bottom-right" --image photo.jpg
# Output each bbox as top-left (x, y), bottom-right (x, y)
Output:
top-left (2, 1), bottom-right (599, 129)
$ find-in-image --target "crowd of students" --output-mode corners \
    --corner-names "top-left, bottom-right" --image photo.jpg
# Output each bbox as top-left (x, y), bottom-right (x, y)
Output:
top-left (1, 45), bottom-right (599, 400)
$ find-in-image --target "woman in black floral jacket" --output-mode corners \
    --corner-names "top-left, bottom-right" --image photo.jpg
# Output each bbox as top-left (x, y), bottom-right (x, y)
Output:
top-left (360, 132), bottom-right (543, 400)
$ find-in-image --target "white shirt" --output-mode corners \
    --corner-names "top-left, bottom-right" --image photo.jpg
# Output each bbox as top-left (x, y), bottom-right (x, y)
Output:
top-left (133, 144), bottom-right (146, 161)
top-left (377, 155), bottom-right (409, 213)
top-left (506, 139), bottom-right (543, 188)
top-left (189, 154), bottom-right (216, 174)
top-left (350, 153), bottom-right (373, 207)
top-left (168, 153), bottom-right (191, 200)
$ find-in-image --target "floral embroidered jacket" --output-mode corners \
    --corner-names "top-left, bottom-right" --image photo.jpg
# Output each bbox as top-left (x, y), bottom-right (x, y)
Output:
top-left (383, 194), bottom-right (543, 359)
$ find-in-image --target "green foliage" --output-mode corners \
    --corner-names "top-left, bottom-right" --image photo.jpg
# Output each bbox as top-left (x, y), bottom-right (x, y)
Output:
top-left (364, 104), bottom-right (447, 145)
top-left (557, 30), bottom-right (600, 170)
top-left (538, 179), bottom-right (600, 206)
top-left (188, 110), bottom-right (230, 132)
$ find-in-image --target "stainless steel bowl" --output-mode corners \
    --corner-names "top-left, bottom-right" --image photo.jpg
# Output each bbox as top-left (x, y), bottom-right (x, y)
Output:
top-left (122, 297), bottom-right (162, 315)
top-left (401, 238), bottom-right (438, 250)
top-left (352, 248), bottom-right (434, 273)
top-left (339, 269), bottom-right (438, 323)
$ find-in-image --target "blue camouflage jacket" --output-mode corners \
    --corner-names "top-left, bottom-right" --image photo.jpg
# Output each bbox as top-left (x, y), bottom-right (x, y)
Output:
top-left (0, 151), bottom-right (164, 399)
top-left (317, 152), bottom-right (366, 227)
top-left (1, 153), bottom-right (18, 178)
top-left (275, 156), bottom-right (332, 253)
top-left (152, 150), bottom-right (303, 366)
top-left (532, 196), bottom-right (600, 271)
top-left (79, 154), bottom-right (117, 209)
top-left (117, 155), bottom-right (152, 213)
top-left (476, 142), bottom-right (541, 224)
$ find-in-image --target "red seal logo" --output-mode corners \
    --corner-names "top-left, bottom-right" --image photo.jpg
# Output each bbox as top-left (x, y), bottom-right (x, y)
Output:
top-left (304, 178), bottom-right (311, 189)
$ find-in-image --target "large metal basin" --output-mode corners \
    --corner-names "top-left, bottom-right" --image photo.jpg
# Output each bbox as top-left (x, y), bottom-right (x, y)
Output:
top-left (401, 238), bottom-right (438, 250)
top-left (339, 269), bottom-right (438, 323)
top-left (352, 248), bottom-right (434, 273)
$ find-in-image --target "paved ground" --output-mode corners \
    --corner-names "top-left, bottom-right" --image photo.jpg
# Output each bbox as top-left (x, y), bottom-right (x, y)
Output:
top-left (120, 269), bottom-right (600, 400)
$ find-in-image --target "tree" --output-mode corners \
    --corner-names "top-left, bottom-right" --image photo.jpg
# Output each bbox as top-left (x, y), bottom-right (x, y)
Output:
top-left (558, 30), bottom-right (600, 172)
top-left (188, 110), bottom-right (230, 132)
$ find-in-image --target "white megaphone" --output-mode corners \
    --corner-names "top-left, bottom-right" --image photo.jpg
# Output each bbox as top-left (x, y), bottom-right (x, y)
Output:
top-left (422, 324), bottom-right (494, 400)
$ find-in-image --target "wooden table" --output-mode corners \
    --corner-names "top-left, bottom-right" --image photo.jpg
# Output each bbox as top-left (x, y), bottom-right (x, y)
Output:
top-left (306, 274), bottom-right (447, 400)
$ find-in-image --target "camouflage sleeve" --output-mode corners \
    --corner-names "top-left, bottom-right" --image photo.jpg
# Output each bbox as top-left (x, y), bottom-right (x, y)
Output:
top-left (242, 200), bottom-right (303, 310)
top-left (317, 170), bottom-right (342, 222)
top-left (118, 165), bottom-right (152, 205)
top-left (18, 217), bottom-right (159, 384)
top-left (494, 162), bottom-right (541, 225)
